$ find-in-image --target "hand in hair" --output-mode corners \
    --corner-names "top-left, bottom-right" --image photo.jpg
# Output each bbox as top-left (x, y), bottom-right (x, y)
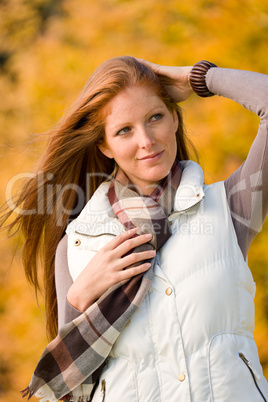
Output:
top-left (67, 228), bottom-right (154, 311)
top-left (137, 58), bottom-right (193, 103)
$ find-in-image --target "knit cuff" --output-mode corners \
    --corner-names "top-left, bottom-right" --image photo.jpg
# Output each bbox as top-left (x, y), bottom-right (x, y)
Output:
top-left (189, 60), bottom-right (217, 97)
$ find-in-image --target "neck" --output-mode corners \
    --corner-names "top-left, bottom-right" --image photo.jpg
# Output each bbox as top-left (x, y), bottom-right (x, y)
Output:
top-left (114, 158), bottom-right (182, 198)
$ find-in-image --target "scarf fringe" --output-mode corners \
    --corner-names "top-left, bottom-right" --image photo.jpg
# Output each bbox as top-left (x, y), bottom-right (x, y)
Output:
top-left (21, 385), bottom-right (92, 402)
top-left (21, 384), bottom-right (58, 402)
top-left (61, 385), bottom-right (94, 401)
top-left (21, 386), bottom-right (35, 399)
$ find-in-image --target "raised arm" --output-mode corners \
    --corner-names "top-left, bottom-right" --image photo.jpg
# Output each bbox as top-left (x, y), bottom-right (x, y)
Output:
top-left (206, 67), bottom-right (268, 258)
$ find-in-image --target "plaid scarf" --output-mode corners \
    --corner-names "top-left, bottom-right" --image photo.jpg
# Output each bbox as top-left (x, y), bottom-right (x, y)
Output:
top-left (22, 159), bottom-right (182, 402)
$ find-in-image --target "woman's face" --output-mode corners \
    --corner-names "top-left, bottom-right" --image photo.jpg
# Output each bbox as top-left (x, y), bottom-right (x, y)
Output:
top-left (99, 85), bottom-right (178, 195)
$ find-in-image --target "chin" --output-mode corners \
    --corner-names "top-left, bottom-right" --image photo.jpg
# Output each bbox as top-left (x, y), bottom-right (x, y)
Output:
top-left (144, 169), bottom-right (171, 186)
top-left (151, 163), bottom-right (172, 179)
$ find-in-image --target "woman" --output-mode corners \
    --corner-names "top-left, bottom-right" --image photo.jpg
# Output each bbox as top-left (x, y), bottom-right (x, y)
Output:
top-left (4, 56), bottom-right (268, 401)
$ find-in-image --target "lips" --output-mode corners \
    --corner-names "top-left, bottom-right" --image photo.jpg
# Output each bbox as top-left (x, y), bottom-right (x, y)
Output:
top-left (139, 151), bottom-right (163, 160)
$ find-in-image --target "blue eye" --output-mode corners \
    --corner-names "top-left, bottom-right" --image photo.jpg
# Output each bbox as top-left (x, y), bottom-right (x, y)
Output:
top-left (117, 126), bottom-right (131, 135)
top-left (151, 113), bottom-right (163, 121)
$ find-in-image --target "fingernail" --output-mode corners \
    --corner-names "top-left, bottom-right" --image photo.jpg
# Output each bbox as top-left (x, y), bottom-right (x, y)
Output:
top-left (145, 263), bottom-right (151, 268)
top-left (150, 250), bottom-right (156, 256)
top-left (145, 233), bottom-right (152, 239)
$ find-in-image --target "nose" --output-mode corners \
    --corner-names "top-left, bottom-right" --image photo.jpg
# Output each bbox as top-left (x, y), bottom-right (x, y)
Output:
top-left (137, 126), bottom-right (155, 149)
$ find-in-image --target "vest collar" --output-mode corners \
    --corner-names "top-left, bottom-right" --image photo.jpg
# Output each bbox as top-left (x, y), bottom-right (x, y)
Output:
top-left (173, 160), bottom-right (205, 213)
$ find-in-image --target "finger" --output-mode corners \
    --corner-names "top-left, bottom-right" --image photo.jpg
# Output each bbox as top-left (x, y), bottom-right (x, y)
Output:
top-left (136, 58), bottom-right (163, 74)
top-left (118, 262), bottom-right (152, 281)
top-left (137, 58), bottom-right (180, 81)
top-left (115, 233), bottom-right (153, 257)
top-left (118, 248), bottom-right (156, 270)
top-left (103, 228), bottom-right (138, 250)
top-left (136, 58), bottom-right (154, 66)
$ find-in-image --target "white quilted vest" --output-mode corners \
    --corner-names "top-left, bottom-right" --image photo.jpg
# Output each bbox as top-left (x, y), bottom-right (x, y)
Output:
top-left (66, 161), bottom-right (268, 402)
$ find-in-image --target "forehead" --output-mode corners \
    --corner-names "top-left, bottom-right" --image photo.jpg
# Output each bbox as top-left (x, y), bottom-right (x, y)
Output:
top-left (103, 85), bottom-right (165, 122)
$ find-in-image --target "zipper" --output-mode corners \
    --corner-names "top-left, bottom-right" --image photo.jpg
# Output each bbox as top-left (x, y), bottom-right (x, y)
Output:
top-left (239, 353), bottom-right (267, 401)
top-left (75, 230), bottom-right (117, 238)
top-left (101, 379), bottom-right (106, 402)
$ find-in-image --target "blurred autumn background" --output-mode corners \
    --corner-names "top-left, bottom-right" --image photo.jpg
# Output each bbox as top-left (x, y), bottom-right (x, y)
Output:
top-left (0, 0), bottom-right (268, 400)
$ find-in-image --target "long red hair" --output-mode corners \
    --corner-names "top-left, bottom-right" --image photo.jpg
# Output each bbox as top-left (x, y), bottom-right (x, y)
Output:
top-left (1, 56), bottom-right (196, 339)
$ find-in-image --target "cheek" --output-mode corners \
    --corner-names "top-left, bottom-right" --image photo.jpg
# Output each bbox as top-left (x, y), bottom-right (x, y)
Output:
top-left (111, 142), bottom-right (136, 164)
top-left (163, 130), bottom-right (177, 147)
top-left (166, 132), bottom-right (178, 158)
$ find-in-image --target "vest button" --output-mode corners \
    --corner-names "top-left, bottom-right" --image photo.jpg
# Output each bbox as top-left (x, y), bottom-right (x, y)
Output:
top-left (165, 287), bottom-right (172, 296)
top-left (178, 373), bottom-right (186, 382)
top-left (74, 239), bottom-right (81, 246)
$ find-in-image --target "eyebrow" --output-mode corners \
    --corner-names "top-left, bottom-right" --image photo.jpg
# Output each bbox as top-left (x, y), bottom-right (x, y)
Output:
top-left (106, 105), bottom-right (167, 132)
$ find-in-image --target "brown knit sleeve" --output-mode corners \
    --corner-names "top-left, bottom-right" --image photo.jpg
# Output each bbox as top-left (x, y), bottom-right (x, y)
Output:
top-left (205, 67), bottom-right (268, 259)
top-left (55, 235), bottom-right (82, 330)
